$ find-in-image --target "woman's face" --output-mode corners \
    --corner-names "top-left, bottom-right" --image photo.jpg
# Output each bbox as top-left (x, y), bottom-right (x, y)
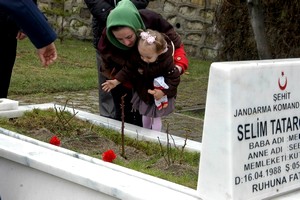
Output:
top-left (112, 27), bottom-right (137, 47)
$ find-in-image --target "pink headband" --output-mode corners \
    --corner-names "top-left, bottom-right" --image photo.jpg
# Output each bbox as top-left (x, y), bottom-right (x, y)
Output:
top-left (140, 31), bottom-right (156, 44)
top-left (140, 31), bottom-right (168, 53)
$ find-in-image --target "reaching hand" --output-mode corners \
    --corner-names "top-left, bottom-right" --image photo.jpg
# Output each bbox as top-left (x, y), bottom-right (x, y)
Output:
top-left (37, 42), bottom-right (57, 67)
top-left (102, 79), bottom-right (120, 92)
top-left (16, 31), bottom-right (27, 40)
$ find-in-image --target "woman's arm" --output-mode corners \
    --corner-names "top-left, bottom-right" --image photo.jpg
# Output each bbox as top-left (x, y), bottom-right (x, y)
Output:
top-left (0, 0), bottom-right (57, 49)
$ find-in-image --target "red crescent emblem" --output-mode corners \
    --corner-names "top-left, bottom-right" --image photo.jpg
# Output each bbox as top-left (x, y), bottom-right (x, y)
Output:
top-left (278, 72), bottom-right (287, 90)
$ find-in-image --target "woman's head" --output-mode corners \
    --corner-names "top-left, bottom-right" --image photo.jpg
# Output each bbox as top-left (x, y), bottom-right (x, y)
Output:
top-left (106, 0), bottom-right (145, 50)
top-left (137, 29), bottom-right (168, 63)
top-left (111, 26), bottom-right (137, 48)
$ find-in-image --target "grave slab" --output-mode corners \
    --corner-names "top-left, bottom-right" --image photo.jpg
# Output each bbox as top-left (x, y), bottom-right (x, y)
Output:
top-left (0, 132), bottom-right (200, 200)
top-left (0, 98), bottom-right (20, 118)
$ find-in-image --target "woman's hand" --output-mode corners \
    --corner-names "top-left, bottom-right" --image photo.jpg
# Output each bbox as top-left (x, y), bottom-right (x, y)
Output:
top-left (16, 31), bottom-right (27, 40)
top-left (37, 42), bottom-right (57, 67)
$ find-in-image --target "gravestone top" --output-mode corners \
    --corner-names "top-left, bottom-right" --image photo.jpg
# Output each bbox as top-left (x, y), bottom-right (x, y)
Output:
top-left (0, 98), bottom-right (18, 111)
top-left (198, 59), bottom-right (300, 200)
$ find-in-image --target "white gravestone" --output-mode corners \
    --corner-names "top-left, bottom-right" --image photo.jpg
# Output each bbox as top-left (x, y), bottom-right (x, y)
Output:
top-left (198, 59), bottom-right (300, 200)
top-left (0, 98), bottom-right (22, 118)
top-left (0, 98), bottom-right (18, 111)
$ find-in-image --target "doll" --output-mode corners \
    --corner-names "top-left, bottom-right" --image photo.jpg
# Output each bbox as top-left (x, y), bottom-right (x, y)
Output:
top-left (153, 76), bottom-right (169, 110)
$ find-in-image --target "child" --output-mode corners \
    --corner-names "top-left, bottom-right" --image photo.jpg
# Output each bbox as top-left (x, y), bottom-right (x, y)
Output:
top-left (102, 29), bottom-right (182, 131)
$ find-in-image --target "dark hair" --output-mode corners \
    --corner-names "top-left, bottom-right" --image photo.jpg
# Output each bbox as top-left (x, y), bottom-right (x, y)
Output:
top-left (110, 25), bottom-right (128, 32)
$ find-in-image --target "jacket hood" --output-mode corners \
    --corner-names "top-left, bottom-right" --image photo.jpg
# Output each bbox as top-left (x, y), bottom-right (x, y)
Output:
top-left (106, 0), bottom-right (145, 50)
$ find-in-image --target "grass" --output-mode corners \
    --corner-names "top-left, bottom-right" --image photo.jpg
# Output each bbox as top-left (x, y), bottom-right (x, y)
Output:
top-left (3, 38), bottom-right (212, 189)
top-left (10, 39), bottom-right (98, 95)
top-left (180, 108), bottom-right (205, 118)
top-left (10, 38), bottom-right (211, 100)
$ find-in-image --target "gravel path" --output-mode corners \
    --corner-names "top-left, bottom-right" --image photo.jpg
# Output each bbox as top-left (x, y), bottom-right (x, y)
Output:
top-left (9, 89), bottom-right (203, 142)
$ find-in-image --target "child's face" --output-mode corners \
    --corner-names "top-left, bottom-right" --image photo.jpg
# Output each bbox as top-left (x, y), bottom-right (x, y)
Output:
top-left (138, 42), bottom-right (160, 63)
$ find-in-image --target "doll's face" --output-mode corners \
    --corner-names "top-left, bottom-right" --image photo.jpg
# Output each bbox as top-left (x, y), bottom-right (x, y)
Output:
top-left (112, 27), bottom-right (137, 47)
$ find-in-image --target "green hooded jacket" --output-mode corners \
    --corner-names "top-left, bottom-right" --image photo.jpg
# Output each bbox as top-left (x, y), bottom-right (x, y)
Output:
top-left (106, 0), bottom-right (146, 50)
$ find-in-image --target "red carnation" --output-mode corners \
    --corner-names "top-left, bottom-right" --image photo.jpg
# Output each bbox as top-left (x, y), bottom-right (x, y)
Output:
top-left (49, 136), bottom-right (61, 146)
top-left (102, 149), bottom-right (117, 162)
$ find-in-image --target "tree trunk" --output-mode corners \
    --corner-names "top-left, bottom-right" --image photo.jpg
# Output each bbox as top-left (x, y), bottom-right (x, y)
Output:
top-left (247, 0), bottom-right (272, 59)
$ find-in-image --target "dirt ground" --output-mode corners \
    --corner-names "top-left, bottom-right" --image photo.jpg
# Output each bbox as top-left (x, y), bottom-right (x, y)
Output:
top-left (26, 125), bottom-right (199, 183)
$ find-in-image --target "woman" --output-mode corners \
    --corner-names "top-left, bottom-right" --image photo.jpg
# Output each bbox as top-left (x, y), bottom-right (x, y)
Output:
top-left (98, 0), bottom-right (188, 127)
top-left (84, 0), bottom-right (149, 119)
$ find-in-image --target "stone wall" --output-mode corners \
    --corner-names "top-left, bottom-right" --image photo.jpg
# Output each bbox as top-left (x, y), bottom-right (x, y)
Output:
top-left (38, 0), bottom-right (219, 60)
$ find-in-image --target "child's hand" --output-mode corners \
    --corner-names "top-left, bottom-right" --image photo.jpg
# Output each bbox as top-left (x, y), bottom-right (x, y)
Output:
top-left (102, 79), bottom-right (120, 92)
top-left (148, 89), bottom-right (165, 100)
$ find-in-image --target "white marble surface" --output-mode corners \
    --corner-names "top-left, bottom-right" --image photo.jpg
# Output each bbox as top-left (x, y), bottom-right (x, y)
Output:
top-left (0, 131), bottom-right (200, 200)
top-left (0, 98), bottom-right (18, 111)
top-left (0, 108), bottom-right (24, 118)
top-left (0, 157), bottom-right (116, 200)
top-left (198, 59), bottom-right (300, 200)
